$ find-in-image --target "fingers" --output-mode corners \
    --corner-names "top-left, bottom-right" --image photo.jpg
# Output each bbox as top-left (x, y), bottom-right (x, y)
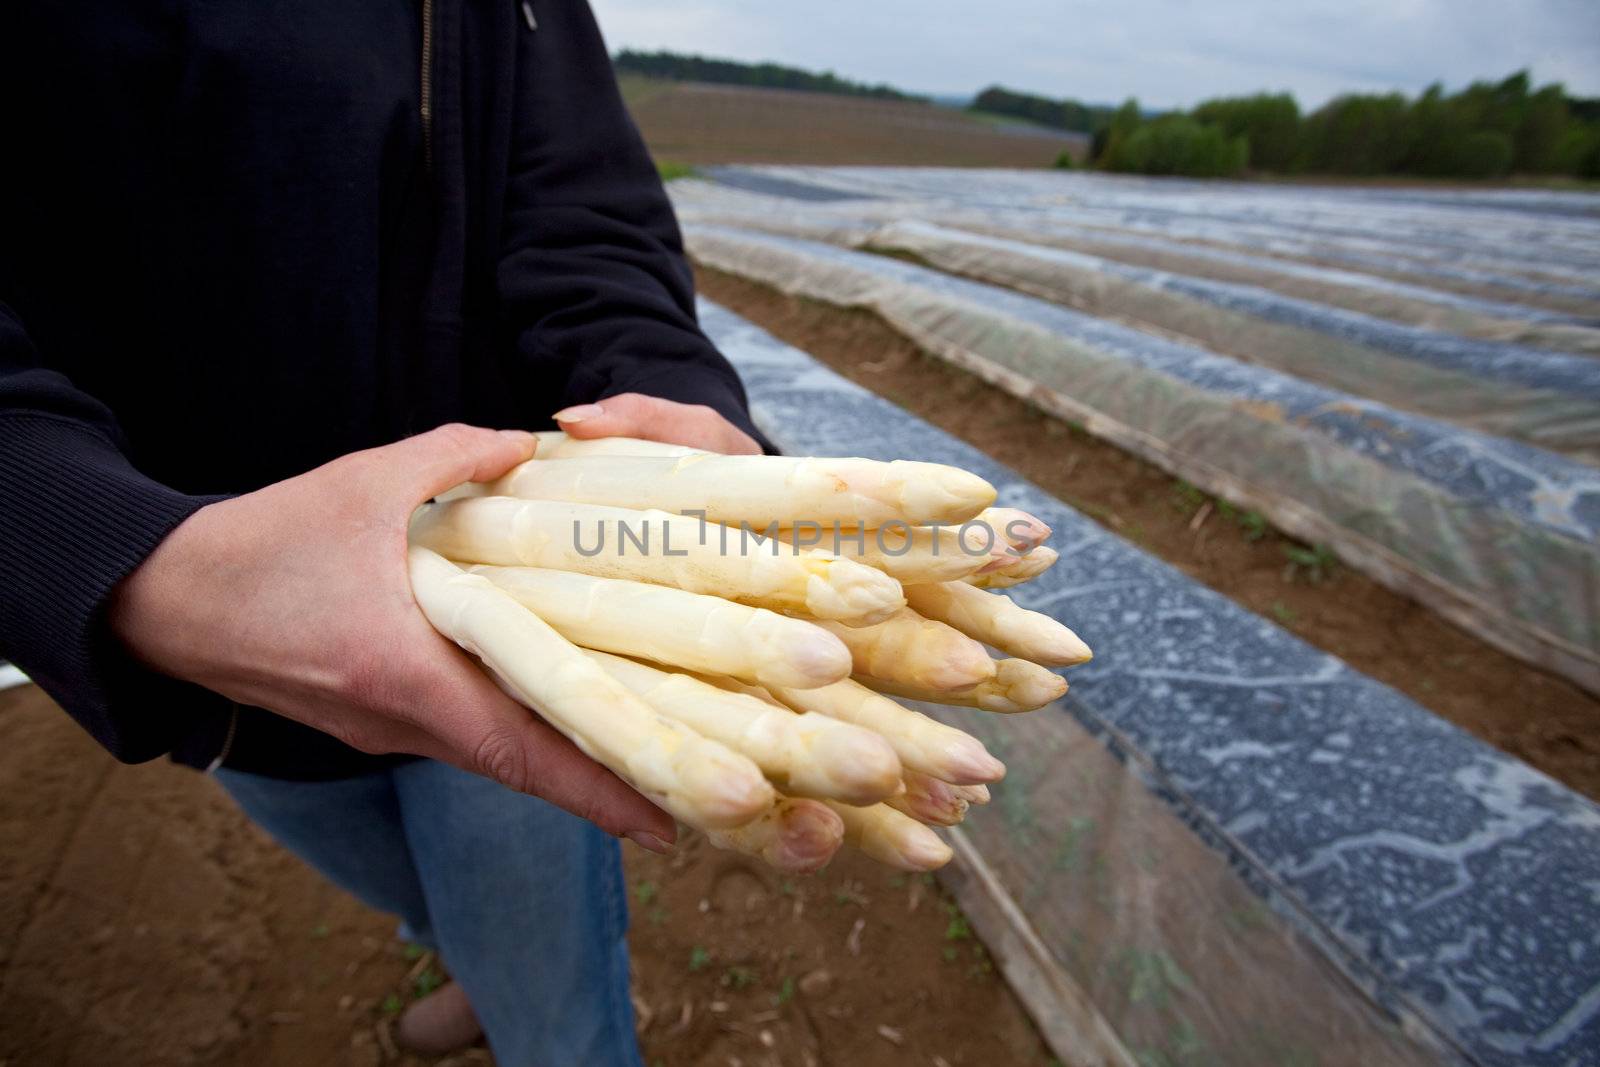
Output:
top-left (554, 393), bottom-right (762, 455)
top-left (412, 651), bottom-right (677, 846)
top-left (373, 423), bottom-right (539, 504)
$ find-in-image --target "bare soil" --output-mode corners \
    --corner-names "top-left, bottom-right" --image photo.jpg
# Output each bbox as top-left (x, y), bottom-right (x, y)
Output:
top-left (620, 79), bottom-right (1084, 169)
top-left (694, 266), bottom-right (1600, 802)
top-left (0, 685), bottom-right (1055, 1066)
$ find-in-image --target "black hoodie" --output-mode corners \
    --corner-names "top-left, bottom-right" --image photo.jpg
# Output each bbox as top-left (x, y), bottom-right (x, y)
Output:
top-left (0, 0), bottom-right (769, 778)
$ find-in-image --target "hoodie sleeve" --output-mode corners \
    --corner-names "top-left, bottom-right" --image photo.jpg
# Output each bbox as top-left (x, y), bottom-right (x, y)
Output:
top-left (0, 300), bottom-right (233, 764)
top-left (495, 0), bottom-right (774, 451)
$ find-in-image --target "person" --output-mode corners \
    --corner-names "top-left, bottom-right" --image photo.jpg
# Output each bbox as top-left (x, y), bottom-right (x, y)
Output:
top-left (0, 2), bottom-right (771, 1062)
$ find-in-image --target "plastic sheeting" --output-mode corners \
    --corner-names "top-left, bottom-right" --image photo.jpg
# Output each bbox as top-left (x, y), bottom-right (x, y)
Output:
top-left (694, 167), bottom-right (1600, 297)
top-left (686, 224), bottom-right (1600, 694)
top-left (862, 220), bottom-right (1600, 461)
top-left (700, 298), bottom-right (1600, 1067)
top-left (675, 168), bottom-right (1600, 311)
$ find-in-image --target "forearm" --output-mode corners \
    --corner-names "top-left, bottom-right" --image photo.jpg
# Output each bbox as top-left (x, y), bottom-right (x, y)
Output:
top-left (0, 323), bottom-right (232, 760)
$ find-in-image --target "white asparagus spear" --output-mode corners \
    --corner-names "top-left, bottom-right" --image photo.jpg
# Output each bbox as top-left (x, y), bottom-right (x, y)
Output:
top-left (586, 651), bottom-right (902, 805)
top-left (405, 548), bottom-right (773, 828)
top-left (812, 608), bottom-right (996, 692)
top-left (950, 783), bottom-right (991, 806)
top-left (979, 507), bottom-right (1052, 552)
top-left (437, 434), bottom-right (701, 502)
top-left (903, 581), bottom-right (1092, 666)
top-left (885, 770), bottom-right (970, 827)
top-left (774, 523), bottom-right (1000, 584)
top-left (824, 801), bottom-right (953, 871)
top-left (762, 677), bottom-right (1005, 785)
top-left (704, 797), bottom-right (845, 875)
top-left (475, 454), bottom-right (997, 527)
top-left (410, 498), bottom-right (904, 625)
top-left (532, 432), bottom-right (703, 459)
top-left (964, 545), bottom-right (1060, 589)
top-left (860, 658), bottom-right (1067, 714)
top-left (473, 565), bottom-right (850, 690)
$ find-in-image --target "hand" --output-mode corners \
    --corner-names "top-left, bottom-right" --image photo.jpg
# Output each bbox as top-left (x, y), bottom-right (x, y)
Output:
top-left (553, 393), bottom-right (762, 455)
top-left (108, 424), bottom-right (675, 850)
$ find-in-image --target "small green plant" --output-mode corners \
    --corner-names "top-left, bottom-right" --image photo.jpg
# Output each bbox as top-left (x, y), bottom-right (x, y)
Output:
top-left (647, 905), bottom-right (667, 926)
top-left (1270, 600), bottom-right (1298, 624)
top-left (775, 976), bottom-right (796, 1005)
top-left (634, 880), bottom-right (658, 905)
top-left (1282, 543), bottom-right (1337, 584)
top-left (414, 969), bottom-right (445, 998)
top-left (1169, 481), bottom-right (1206, 516)
top-left (309, 923), bottom-right (330, 939)
top-left (779, 879), bottom-right (797, 896)
top-left (944, 911), bottom-right (973, 942)
top-left (942, 946), bottom-right (960, 962)
top-left (1237, 509), bottom-right (1268, 541)
top-left (1050, 816), bottom-right (1095, 872)
top-left (655, 160), bottom-right (697, 182)
top-left (1121, 949), bottom-right (1193, 1008)
top-left (721, 966), bottom-right (758, 990)
top-left (688, 946), bottom-right (711, 973)
top-left (400, 943), bottom-right (426, 962)
top-left (832, 882), bottom-right (869, 906)
top-left (380, 993), bottom-right (404, 1016)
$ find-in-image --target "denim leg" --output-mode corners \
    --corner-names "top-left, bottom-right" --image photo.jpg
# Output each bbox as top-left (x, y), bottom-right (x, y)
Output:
top-left (391, 759), bottom-right (642, 1067)
top-left (213, 766), bottom-right (436, 948)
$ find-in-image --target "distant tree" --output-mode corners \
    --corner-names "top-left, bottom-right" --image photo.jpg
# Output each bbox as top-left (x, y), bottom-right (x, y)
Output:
top-left (1102, 114), bottom-right (1248, 177)
top-left (1094, 98), bottom-right (1146, 170)
top-left (1297, 92), bottom-right (1413, 174)
top-left (1191, 93), bottom-right (1301, 171)
top-left (1453, 130), bottom-right (1516, 178)
top-left (1516, 84), bottom-right (1572, 172)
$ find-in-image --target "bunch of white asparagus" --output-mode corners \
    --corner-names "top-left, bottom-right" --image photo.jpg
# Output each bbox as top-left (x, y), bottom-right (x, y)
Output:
top-left (407, 432), bottom-right (1090, 875)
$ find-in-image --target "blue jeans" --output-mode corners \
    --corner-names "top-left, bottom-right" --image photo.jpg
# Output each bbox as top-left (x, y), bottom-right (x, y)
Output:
top-left (216, 759), bottom-right (643, 1067)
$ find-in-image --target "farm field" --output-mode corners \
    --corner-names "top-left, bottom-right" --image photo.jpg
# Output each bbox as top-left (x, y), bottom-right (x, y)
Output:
top-left (619, 77), bottom-right (1086, 169)
top-left (694, 265), bottom-right (1600, 802)
top-left (672, 166), bottom-right (1600, 778)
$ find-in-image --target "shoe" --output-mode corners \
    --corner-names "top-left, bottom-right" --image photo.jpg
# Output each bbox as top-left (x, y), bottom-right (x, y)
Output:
top-left (395, 980), bottom-right (484, 1054)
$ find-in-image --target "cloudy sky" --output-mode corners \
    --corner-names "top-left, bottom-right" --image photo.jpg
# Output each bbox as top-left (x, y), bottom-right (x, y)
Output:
top-left (588, 0), bottom-right (1600, 110)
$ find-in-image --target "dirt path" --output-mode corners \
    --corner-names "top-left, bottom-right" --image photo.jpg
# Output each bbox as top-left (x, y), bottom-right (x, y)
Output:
top-left (0, 685), bottom-right (1055, 1066)
top-left (695, 266), bottom-right (1600, 802)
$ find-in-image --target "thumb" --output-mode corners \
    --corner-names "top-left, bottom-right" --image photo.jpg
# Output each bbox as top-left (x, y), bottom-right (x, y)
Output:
top-left (555, 394), bottom-right (759, 454)
top-left (375, 423), bottom-right (536, 503)
top-left (552, 394), bottom-right (676, 441)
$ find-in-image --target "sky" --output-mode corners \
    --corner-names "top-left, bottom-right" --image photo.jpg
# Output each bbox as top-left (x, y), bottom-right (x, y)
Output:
top-left (587, 0), bottom-right (1600, 110)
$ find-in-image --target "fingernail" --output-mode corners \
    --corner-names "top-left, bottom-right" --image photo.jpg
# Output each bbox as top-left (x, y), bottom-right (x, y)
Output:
top-left (553, 403), bottom-right (605, 424)
top-left (497, 429), bottom-right (537, 455)
top-left (625, 829), bottom-right (674, 855)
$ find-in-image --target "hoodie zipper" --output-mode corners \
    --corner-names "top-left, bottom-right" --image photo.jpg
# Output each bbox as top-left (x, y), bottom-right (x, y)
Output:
top-left (420, 0), bottom-right (435, 173)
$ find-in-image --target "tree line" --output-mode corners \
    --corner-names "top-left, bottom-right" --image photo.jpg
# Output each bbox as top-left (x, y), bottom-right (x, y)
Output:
top-left (969, 86), bottom-right (1115, 135)
top-left (612, 49), bottom-right (920, 103)
top-left (985, 73), bottom-right (1600, 180)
